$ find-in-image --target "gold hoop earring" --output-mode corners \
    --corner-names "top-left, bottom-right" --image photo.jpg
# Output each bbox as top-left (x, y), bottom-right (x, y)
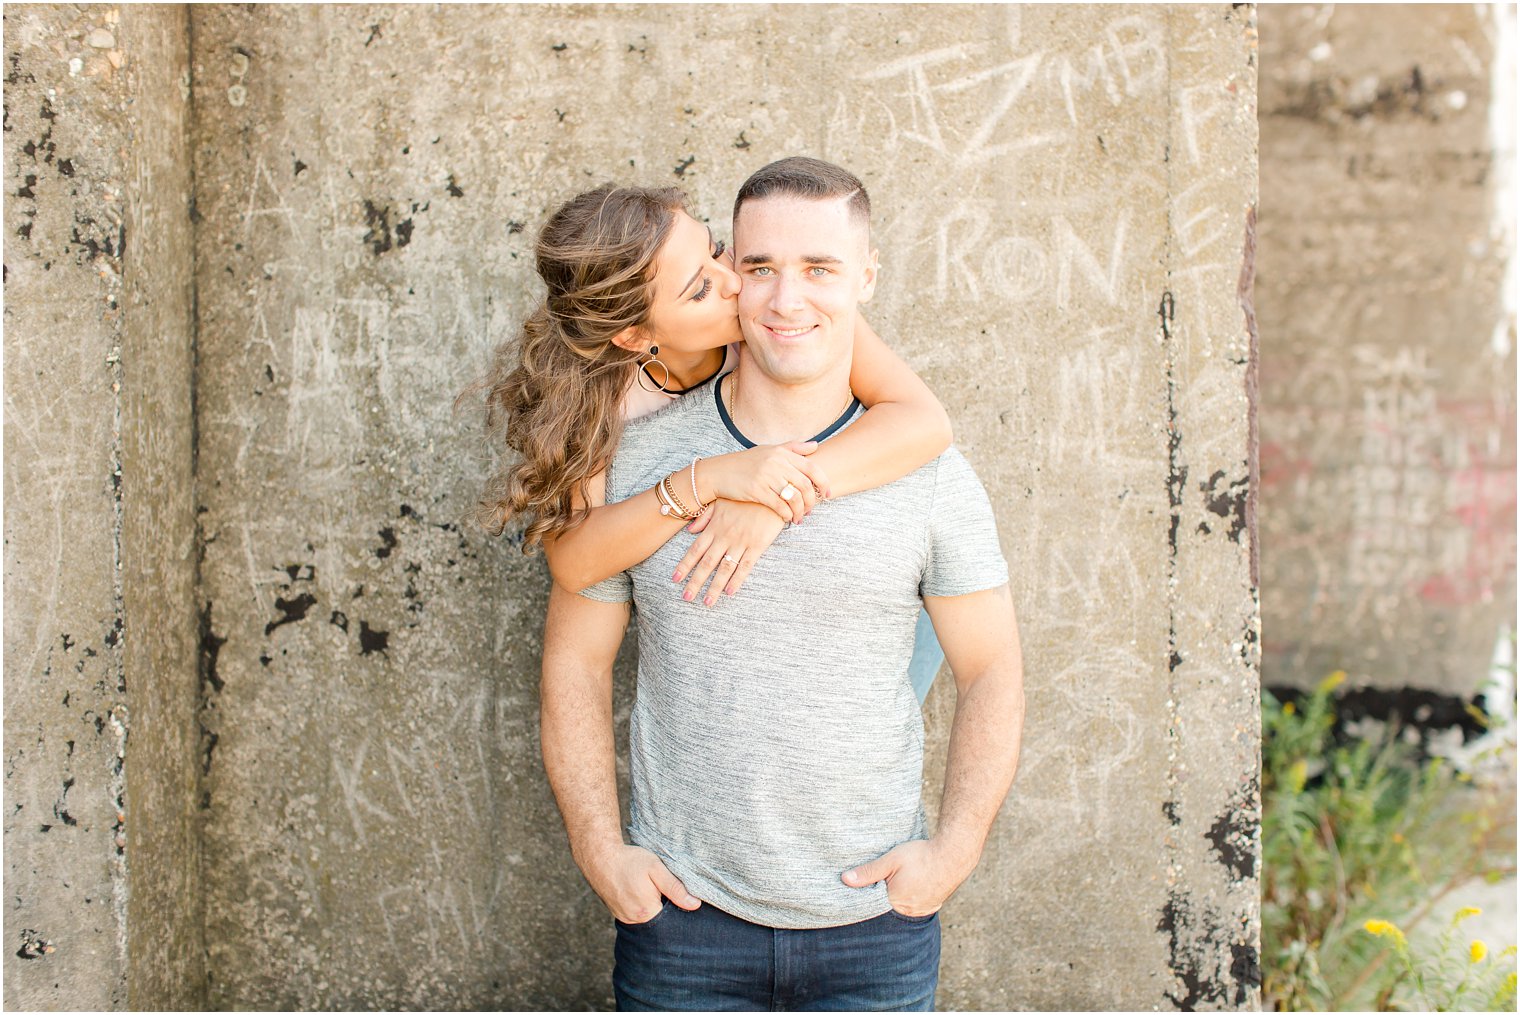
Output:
top-left (636, 344), bottom-right (671, 394)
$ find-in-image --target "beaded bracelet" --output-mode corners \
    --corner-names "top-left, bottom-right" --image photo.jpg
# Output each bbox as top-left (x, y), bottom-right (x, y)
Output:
top-left (689, 457), bottom-right (705, 513)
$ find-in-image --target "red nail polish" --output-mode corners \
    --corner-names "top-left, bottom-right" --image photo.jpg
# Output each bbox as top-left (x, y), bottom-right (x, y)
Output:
top-left (673, 571), bottom-right (683, 582)
top-left (683, 590), bottom-right (694, 602)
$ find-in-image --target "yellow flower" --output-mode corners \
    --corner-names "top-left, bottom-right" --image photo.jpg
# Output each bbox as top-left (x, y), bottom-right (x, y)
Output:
top-left (1470, 940), bottom-right (1488, 963)
top-left (1282, 701), bottom-right (1296, 716)
top-left (1288, 759), bottom-right (1308, 793)
top-left (1454, 906), bottom-right (1482, 923)
top-left (1317, 670), bottom-right (1347, 693)
top-left (1503, 971), bottom-right (1516, 994)
top-left (1363, 919), bottom-right (1406, 946)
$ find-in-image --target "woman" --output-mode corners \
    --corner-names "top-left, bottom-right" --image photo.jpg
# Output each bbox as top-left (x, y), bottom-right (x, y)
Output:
top-left (476, 183), bottom-right (949, 699)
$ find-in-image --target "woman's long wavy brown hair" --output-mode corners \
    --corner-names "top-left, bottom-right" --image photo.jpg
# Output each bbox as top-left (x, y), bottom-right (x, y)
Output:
top-left (468, 184), bottom-right (686, 549)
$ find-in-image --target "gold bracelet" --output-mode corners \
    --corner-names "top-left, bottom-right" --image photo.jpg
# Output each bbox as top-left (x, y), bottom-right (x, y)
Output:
top-left (660, 474), bottom-right (698, 520)
top-left (654, 479), bottom-right (686, 518)
top-left (665, 475), bottom-right (696, 517)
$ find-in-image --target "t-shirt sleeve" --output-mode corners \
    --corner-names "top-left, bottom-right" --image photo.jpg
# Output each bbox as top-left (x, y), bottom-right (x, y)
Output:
top-left (921, 449), bottom-right (1010, 598)
top-left (579, 570), bottom-right (633, 604)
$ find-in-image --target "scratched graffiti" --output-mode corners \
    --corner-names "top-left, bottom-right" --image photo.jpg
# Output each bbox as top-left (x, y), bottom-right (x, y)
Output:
top-left (1343, 345), bottom-right (1516, 617)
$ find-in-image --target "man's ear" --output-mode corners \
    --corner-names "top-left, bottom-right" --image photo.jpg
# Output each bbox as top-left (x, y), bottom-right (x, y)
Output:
top-left (858, 247), bottom-right (880, 304)
top-left (609, 326), bottom-right (649, 354)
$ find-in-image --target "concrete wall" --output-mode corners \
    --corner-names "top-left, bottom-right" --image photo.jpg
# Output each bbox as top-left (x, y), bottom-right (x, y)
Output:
top-left (1258, 4), bottom-right (1517, 695)
top-left (4, 4), bottom-right (200, 1008)
top-left (7, 4), bottom-right (1259, 1009)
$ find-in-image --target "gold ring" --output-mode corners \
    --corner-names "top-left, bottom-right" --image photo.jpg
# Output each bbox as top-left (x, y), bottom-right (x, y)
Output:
top-left (721, 554), bottom-right (737, 565)
top-left (779, 483), bottom-right (798, 500)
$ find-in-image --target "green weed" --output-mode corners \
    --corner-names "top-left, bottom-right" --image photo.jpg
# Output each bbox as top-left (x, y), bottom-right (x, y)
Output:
top-left (1261, 672), bottom-right (1516, 1011)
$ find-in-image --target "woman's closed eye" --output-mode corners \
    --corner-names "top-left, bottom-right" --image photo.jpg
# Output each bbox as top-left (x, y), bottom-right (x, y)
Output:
top-left (691, 276), bottom-right (713, 302)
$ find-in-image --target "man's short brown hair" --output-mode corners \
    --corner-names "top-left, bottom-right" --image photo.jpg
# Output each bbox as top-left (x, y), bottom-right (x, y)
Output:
top-left (732, 156), bottom-right (870, 234)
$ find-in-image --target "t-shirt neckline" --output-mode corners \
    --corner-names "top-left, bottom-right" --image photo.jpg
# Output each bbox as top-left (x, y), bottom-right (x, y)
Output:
top-left (714, 371), bottom-right (862, 449)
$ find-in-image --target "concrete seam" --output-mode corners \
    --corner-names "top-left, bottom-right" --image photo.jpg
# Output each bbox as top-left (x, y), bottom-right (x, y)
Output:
top-left (182, 4), bottom-right (212, 1006)
top-left (1159, 7), bottom-right (1186, 1008)
top-left (108, 72), bottom-right (130, 1000)
top-left (175, 7), bottom-right (215, 1008)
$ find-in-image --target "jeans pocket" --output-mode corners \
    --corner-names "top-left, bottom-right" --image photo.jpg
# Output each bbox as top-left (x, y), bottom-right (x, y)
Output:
top-left (616, 898), bottom-right (674, 929)
top-left (886, 907), bottom-right (938, 926)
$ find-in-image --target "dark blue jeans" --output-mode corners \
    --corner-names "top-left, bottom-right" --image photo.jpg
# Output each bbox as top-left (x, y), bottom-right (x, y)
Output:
top-left (613, 901), bottom-right (940, 1012)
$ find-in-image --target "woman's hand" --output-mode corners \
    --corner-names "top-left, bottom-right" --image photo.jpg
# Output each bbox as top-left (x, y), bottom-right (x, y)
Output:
top-left (696, 443), bottom-right (832, 525)
top-left (673, 499), bottom-right (789, 606)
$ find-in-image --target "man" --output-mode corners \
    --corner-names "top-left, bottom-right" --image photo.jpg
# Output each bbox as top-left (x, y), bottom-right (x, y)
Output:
top-left (540, 157), bottom-right (1025, 1011)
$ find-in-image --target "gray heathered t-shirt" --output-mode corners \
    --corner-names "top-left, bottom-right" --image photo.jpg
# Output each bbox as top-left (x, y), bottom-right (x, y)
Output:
top-left (581, 380), bottom-right (1008, 930)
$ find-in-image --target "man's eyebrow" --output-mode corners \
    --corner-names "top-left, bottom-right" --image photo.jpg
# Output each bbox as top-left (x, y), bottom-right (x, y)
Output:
top-left (738, 253), bottom-right (844, 266)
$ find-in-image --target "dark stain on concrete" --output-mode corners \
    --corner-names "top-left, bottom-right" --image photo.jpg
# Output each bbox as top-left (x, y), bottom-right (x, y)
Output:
top-left (358, 621), bottom-right (389, 656)
top-left (200, 602), bottom-right (226, 694)
top-left (6, 52), bottom-right (36, 85)
top-left (1205, 784), bottom-right (1258, 882)
top-left (1160, 292), bottom-right (1185, 561)
top-left (1272, 64), bottom-right (1447, 124)
top-left (1201, 469), bottom-right (1248, 543)
top-left (54, 777), bottom-right (77, 827)
top-left (281, 563), bottom-right (315, 583)
top-left (330, 610), bottom-right (349, 633)
top-left (200, 729), bottom-right (218, 775)
top-left (1240, 621), bottom-right (1257, 667)
top-left (15, 929), bottom-right (52, 960)
top-left (363, 199), bottom-right (393, 254)
top-left (1163, 799), bottom-right (1181, 826)
top-left (68, 211), bottom-right (125, 263)
top-left (374, 526), bottom-right (397, 559)
top-left (293, 158), bottom-right (307, 176)
top-left (264, 593), bottom-right (318, 636)
top-left (1157, 891), bottom-right (1236, 1010)
top-left (674, 155), bottom-right (696, 178)
top-left (446, 174), bottom-right (464, 197)
top-left (199, 601), bottom-right (226, 789)
top-left (1231, 942), bottom-right (1262, 1003)
top-left (1265, 683), bottom-right (1490, 756)
top-left (733, 130), bottom-right (751, 150)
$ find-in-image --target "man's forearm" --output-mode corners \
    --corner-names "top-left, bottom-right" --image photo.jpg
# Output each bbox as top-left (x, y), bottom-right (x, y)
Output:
top-left (541, 662), bottom-right (625, 867)
top-left (540, 588), bottom-right (628, 870)
top-left (935, 663), bottom-right (1025, 871)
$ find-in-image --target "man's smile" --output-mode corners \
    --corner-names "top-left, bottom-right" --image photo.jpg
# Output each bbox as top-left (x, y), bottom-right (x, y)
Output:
top-left (761, 323), bottom-right (818, 339)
